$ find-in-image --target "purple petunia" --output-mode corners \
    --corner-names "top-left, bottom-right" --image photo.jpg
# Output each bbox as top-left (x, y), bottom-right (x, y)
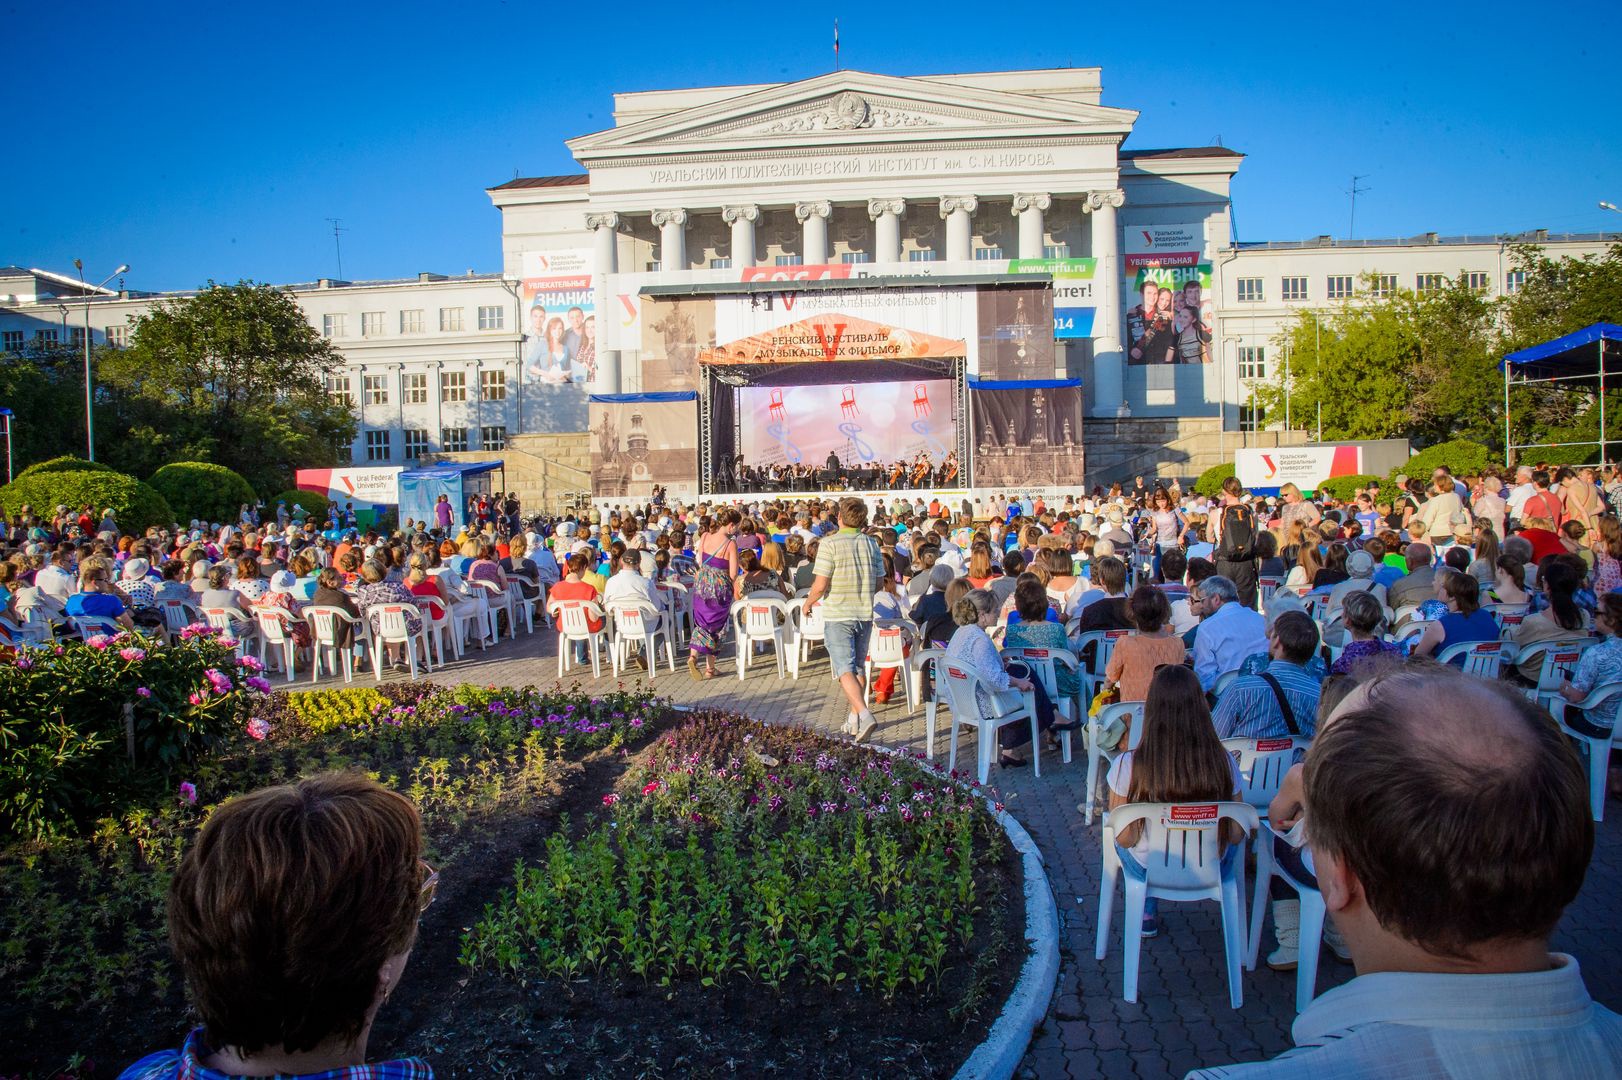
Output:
top-left (136, 686), bottom-right (152, 698)
top-left (179, 781), bottom-right (197, 805)
top-left (246, 717), bottom-right (272, 741)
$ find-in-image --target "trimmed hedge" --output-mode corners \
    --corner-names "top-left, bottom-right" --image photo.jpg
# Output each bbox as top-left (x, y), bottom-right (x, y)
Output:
top-left (269, 489), bottom-right (332, 524)
top-left (1387, 440), bottom-right (1492, 487)
top-left (149, 462), bottom-right (257, 528)
top-left (1193, 462), bottom-right (1236, 497)
top-left (15, 455), bottom-right (118, 480)
top-left (1316, 474), bottom-right (1382, 502)
top-left (0, 469), bottom-right (174, 532)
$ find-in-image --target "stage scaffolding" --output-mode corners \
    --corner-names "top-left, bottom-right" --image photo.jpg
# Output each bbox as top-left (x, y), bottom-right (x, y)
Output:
top-left (1500, 323), bottom-right (1622, 466)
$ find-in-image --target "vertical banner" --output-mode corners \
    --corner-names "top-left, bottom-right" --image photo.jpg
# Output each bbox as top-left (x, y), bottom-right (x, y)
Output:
top-left (1010, 257), bottom-right (1097, 339)
top-left (639, 296), bottom-right (715, 393)
top-left (520, 250), bottom-right (595, 432)
top-left (1123, 226), bottom-right (1214, 365)
top-left (975, 284), bottom-right (1056, 379)
top-left (970, 383), bottom-right (1085, 487)
top-left (589, 396), bottom-right (700, 501)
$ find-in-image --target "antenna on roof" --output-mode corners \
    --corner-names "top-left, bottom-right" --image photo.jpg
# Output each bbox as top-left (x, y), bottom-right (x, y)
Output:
top-left (833, 19), bottom-right (840, 71)
top-left (325, 218), bottom-right (348, 280)
top-left (1346, 175), bottom-right (1371, 241)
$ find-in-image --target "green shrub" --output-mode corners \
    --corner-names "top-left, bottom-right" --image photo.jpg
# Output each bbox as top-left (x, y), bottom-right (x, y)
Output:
top-left (269, 488), bottom-right (332, 524)
top-left (1387, 440), bottom-right (1491, 487)
top-left (1317, 474), bottom-right (1382, 502)
top-left (1193, 462), bottom-right (1236, 497)
top-left (148, 461), bottom-right (257, 527)
top-left (15, 455), bottom-right (118, 480)
top-left (0, 468), bottom-right (174, 531)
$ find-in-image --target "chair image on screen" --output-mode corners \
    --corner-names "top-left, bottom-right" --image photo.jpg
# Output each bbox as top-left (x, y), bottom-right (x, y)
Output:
top-left (913, 383), bottom-right (930, 417)
top-left (840, 385), bottom-right (859, 418)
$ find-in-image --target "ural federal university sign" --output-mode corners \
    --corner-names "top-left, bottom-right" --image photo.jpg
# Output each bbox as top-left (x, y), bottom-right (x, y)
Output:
top-left (1010, 258), bottom-right (1097, 339)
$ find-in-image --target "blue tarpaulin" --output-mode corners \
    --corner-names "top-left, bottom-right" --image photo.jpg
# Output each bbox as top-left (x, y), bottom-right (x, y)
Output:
top-left (1500, 323), bottom-right (1622, 465)
top-left (967, 377), bottom-right (1084, 390)
top-left (399, 460), bottom-right (503, 530)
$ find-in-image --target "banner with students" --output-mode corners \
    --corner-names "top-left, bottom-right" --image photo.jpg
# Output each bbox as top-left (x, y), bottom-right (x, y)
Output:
top-left (1123, 225), bottom-right (1214, 365)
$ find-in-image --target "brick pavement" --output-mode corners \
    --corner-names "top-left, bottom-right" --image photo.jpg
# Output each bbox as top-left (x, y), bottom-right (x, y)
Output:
top-left (289, 624), bottom-right (1622, 1080)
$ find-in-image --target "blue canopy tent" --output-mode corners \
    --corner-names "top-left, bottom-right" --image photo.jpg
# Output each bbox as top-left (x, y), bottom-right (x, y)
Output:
top-left (1500, 323), bottom-right (1622, 466)
top-left (398, 460), bottom-right (504, 530)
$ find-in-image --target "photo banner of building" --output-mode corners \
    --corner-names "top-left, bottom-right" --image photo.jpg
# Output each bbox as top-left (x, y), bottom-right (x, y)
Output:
top-left (969, 379), bottom-right (1085, 487)
top-left (639, 296), bottom-right (714, 393)
top-left (1124, 225), bottom-right (1214, 365)
top-left (588, 393), bottom-right (700, 501)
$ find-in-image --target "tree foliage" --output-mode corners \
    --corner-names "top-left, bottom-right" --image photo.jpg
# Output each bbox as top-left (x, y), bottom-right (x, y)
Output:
top-left (268, 489), bottom-right (332, 523)
top-left (97, 282), bottom-right (356, 495)
top-left (17, 455), bottom-right (117, 480)
top-left (148, 461), bottom-right (258, 527)
top-left (1387, 440), bottom-right (1492, 486)
top-left (1194, 462), bottom-right (1235, 497)
top-left (0, 469), bottom-right (174, 531)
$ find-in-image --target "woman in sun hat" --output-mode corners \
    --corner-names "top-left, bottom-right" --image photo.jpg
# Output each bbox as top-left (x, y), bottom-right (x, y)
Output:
top-left (255, 568), bottom-right (312, 649)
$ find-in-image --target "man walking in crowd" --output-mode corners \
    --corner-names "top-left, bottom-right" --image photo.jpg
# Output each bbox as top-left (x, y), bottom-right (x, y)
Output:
top-left (805, 497), bottom-right (885, 743)
top-left (1210, 475), bottom-right (1260, 608)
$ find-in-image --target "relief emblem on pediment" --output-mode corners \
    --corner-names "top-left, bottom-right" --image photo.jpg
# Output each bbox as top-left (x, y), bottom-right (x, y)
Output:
top-left (760, 93), bottom-right (940, 134)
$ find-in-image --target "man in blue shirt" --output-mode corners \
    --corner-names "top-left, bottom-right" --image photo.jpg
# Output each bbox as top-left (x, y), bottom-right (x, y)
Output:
top-left (64, 564), bottom-right (134, 631)
top-left (1211, 610), bottom-right (1321, 740)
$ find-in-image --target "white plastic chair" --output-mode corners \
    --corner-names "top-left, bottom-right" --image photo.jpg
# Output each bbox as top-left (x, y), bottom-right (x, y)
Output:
top-left (787, 595), bottom-right (826, 678)
top-left (1211, 669), bottom-right (1242, 700)
top-left (1257, 577), bottom-right (1284, 614)
top-left (936, 659), bottom-right (1041, 785)
top-left (1391, 603), bottom-right (1422, 627)
top-left (1515, 638), bottom-right (1597, 713)
top-left (443, 580), bottom-right (496, 650)
top-left (505, 579), bottom-right (536, 634)
top-left (468, 579), bottom-right (510, 643)
top-left (69, 614), bottom-right (124, 641)
top-left (1072, 628), bottom-right (1133, 679)
top-left (1248, 821), bottom-right (1328, 1012)
top-left (658, 580), bottom-right (690, 644)
top-left (864, 620), bottom-right (917, 711)
top-left (914, 646), bottom-right (948, 749)
top-left (548, 598), bottom-right (607, 678)
top-left (1095, 801), bottom-right (1259, 1008)
top-left (1002, 644), bottom-right (1081, 764)
top-left (367, 603), bottom-right (433, 680)
top-left (254, 607), bottom-right (303, 681)
top-left (201, 605), bottom-right (256, 657)
top-left (731, 596), bottom-right (793, 680)
top-left (1083, 701), bottom-right (1144, 824)
top-left (1390, 620), bottom-right (1434, 645)
top-left (1226, 735), bottom-right (1312, 972)
top-left (1435, 639), bottom-right (1508, 679)
top-left (305, 605), bottom-right (369, 684)
top-left (159, 599), bottom-right (204, 641)
top-left (1549, 682), bottom-right (1622, 821)
top-left (607, 600), bottom-right (676, 679)
top-left (0, 612), bottom-right (52, 646)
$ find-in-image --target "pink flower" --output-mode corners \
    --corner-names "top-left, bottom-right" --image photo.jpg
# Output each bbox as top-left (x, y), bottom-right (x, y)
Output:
top-left (86, 635), bottom-right (111, 650)
top-left (236, 655), bottom-right (264, 672)
top-left (203, 668), bottom-right (234, 694)
top-left (179, 782), bottom-right (197, 805)
top-left (245, 676), bottom-right (272, 694)
top-left (218, 636), bottom-right (238, 648)
top-left (642, 781), bottom-right (660, 795)
top-left (15, 656), bottom-right (32, 670)
top-left (246, 717), bottom-right (272, 741)
top-left (187, 692), bottom-right (206, 706)
top-left (119, 647), bottom-right (147, 662)
top-left (136, 686), bottom-right (152, 698)
top-left (602, 793), bottom-right (620, 806)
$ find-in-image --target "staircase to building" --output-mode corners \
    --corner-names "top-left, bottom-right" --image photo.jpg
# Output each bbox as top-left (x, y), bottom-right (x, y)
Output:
top-left (1085, 417), bottom-right (1311, 488)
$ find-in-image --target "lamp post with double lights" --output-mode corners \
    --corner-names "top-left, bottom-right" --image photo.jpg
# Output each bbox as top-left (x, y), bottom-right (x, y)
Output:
top-left (0, 407), bottom-right (13, 483)
top-left (73, 260), bottom-right (129, 462)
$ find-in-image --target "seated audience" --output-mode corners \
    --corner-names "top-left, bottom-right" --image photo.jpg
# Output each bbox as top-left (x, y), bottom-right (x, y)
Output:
top-left (1103, 585), bottom-right (1185, 703)
top-left (1210, 610), bottom-right (1321, 739)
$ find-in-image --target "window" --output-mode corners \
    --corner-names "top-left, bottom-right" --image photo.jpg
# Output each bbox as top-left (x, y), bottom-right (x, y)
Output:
top-left (440, 371), bottom-right (467, 402)
top-left (326, 375), bottom-right (353, 406)
top-left (480, 369), bottom-right (507, 401)
top-left (400, 308), bottom-right (424, 334)
top-left (839, 251), bottom-right (872, 264)
top-left (402, 372), bottom-right (428, 404)
top-left (774, 254), bottom-right (803, 266)
top-left (1239, 403), bottom-right (1265, 433)
top-left (363, 373), bottom-right (388, 405)
top-left (1043, 244), bottom-right (1071, 260)
top-left (365, 429), bottom-right (390, 462)
top-left (477, 305), bottom-right (504, 331)
top-left (1236, 277), bottom-right (1264, 303)
top-left (1370, 273), bottom-right (1397, 299)
top-left (105, 324), bottom-right (130, 347)
top-left (36, 329), bottom-right (58, 343)
top-left (70, 327), bottom-right (86, 348)
top-left (403, 428), bottom-right (429, 460)
top-left (709, 257), bottom-right (732, 269)
top-left (1464, 271), bottom-right (1490, 293)
top-left (908, 249), bottom-right (937, 262)
top-left (2, 330), bottom-right (22, 353)
top-left (480, 425), bottom-right (507, 451)
top-left (1238, 346), bottom-right (1266, 381)
top-left (1415, 273), bottom-right (1445, 295)
top-left (441, 427), bottom-right (468, 453)
top-left (1506, 269), bottom-right (1526, 294)
top-left (1280, 276), bottom-right (1308, 302)
top-left (1326, 275), bottom-right (1354, 300)
top-left (322, 313), bottom-right (347, 338)
top-left (439, 307), bottom-right (464, 332)
top-left (361, 311), bottom-right (385, 337)
top-left (974, 246), bottom-right (1005, 261)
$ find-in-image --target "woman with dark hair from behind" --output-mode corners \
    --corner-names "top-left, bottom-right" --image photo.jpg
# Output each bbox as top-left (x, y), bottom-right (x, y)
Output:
top-left (1105, 664), bottom-right (1243, 937)
top-left (1509, 554), bottom-right (1590, 681)
top-left (119, 773), bottom-right (432, 1079)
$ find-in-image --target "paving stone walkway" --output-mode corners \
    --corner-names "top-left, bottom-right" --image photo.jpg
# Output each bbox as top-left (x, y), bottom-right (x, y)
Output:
top-left (288, 625), bottom-right (1622, 1079)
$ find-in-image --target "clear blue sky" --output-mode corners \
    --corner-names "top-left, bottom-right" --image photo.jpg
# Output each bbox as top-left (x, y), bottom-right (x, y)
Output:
top-left (8, 0), bottom-right (1618, 292)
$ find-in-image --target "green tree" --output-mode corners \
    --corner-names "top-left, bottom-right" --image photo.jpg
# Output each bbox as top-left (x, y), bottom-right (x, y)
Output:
top-left (0, 340), bottom-right (95, 472)
top-left (97, 282), bottom-right (356, 495)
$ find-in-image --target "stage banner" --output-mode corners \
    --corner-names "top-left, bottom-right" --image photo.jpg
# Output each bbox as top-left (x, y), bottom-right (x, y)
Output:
top-left (701, 287), bottom-right (972, 366)
top-left (589, 395), bottom-right (700, 502)
top-left (970, 382), bottom-right (1084, 488)
top-left (1010, 257), bottom-right (1097, 339)
top-left (1124, 224), bottom-right (1214, 366)
top-left (739, 379), bottom-right (958, 472)
top-left (639, 296), bottom-right (715, 393)
top-left (976, 283), bottom-right (1056, 379)
top-left (520, 249), bottom-right (595, 431)
top-left (295, 466), bottom-right (402, 527)
top-left (1235, 445), bottom-right (1364, 494)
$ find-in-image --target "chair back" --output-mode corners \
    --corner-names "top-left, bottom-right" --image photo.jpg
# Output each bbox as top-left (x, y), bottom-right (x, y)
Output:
top-left (305, 605), bottom-right (358, 646)
top-left (70, 615), bottom-right (123, 640)
top-left (1003, 645), bottom-right (1079, 700)
top-left (1257, 577), bottom-right (1284, 608)
top-left (1521, 638), bottom-right (1595, 694)
top-left (1392, 603), bottom-right (1422, 627)
top-left (1094, 700), bottom-right (1145, 751)
top-left (202, 607), bottom-right (244, 634)
top-left (548, 599), bottom-right (604, 638)
top-left (868, 620), bottom-right (914, 664)
top-left (1496, 610), bottom-right (1528, 632)
top-left (255, 607), bottom-right (293, 643)
top-left (732, 596), bottom-right (790, 637)
top-left (608, 601), bottom-right (661, 638)
top-left (1073, 628), bottom-right (1133, 677)
top-left (938, 660), bottom-right (990, 721)
top-left (1212, 669), bottom-right (1241, 699)
top-left (791, 596), bottom-right (826, 640)
top-left (1435, 639), bottom-right (1507, 679)
top-left (369, 604), bottom-right (415, 643)
top-left (1222, 737), bottom-right (1309, 811)
top-left (1105, 801), bottom-right (1259, 894)
top-left (160, 599), bottom-right (202, 633)
top-left (1390, 620), bottom-right (1433, 644)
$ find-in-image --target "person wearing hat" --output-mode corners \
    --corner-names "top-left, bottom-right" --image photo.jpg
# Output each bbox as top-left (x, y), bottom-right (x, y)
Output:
top-left (255, 569), bottom-right (312, 651)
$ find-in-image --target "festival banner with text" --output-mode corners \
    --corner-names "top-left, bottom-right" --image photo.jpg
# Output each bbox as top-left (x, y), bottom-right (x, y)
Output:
top-left (1123, 225), bottom-right (1214, 365)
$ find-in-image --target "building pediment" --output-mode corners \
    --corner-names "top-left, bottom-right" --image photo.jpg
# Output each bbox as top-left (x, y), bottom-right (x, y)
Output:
top-left (568, 70), bottom-right (1138, 162)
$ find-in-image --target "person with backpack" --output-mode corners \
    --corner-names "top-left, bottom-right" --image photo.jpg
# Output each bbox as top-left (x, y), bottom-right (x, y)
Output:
top-left (1210, 475), bottom-right (1260, 608)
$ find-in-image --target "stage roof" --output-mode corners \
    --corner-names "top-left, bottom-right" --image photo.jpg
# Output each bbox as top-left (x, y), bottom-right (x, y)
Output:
top-left (1501, 322), bottom-right (1622, 382)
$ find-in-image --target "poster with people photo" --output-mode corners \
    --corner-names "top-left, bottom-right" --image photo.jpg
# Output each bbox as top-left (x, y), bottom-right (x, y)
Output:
top-left (520, 250), bottom-right (597, 389)
top-left (1124, 264), bottom-right (1213, 365)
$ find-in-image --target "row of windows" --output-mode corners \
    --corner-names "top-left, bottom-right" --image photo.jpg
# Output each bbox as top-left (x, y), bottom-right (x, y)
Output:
top-left (1, 325), bottom-right (133, 352)
top-left (327, 369), bottom-right (509, 406)
top-left (364, 426), bottom-right (506, 461)
top-left (1236, 270), bottom-right (1525, 303)
top-left (320, 305), bottom-right (505, 339)
top-left (700, 244), bottom-right (1071, 270)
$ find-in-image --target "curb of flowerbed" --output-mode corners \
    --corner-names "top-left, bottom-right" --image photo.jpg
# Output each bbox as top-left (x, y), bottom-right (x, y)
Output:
top-left (952, 801), bottom-right (1060, 1080)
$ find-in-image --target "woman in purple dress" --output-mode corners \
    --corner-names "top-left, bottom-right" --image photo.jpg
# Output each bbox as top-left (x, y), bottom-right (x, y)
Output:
top-left (688, 509), bottom-right (739, 679)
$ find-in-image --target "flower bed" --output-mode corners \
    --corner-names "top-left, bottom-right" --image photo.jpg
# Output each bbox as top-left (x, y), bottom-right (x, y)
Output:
top-left (1, 689), bottom-right (1022, 1080)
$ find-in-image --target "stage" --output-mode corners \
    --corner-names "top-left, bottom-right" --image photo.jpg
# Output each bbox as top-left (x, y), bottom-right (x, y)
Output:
top-left (588, 484), bottom-right (1078, 513)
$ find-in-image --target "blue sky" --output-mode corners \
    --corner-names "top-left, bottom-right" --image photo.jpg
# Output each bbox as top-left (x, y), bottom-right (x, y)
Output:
top-left (8, 1), bottom-right (1618, 292)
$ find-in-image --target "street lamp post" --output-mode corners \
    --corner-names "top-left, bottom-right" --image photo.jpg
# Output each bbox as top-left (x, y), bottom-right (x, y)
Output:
top-left (0, 407), bottom-right (13, 483)
top-left (73, 260), bottom-right (129, 462)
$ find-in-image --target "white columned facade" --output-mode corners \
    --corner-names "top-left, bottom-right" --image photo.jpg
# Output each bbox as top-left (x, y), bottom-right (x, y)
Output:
top-left (867, 198), bottom-right (905, 263)
top-left (651, 208), bottom-right (688, 272)
top-left (722, 204), bottom-right (759, 268)
top-left (939, 196), bottom-right (978, 262)
top-left (1012, 193), bottom-right (1051, 260)
top-left (585, 211), bottom-right (621, 393)
top-left (1085, 188), bottom-right (1127, 417)
top-left (796, 200), bottom-right (832, 265)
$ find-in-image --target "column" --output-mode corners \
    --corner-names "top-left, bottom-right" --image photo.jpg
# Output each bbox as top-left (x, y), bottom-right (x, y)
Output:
top-left (1011, 193), bottom-right (1051, 260)
top-left (722, 204), bottom-right (759, 268)
top-left (867, 198), bottom-right (905, 264)
top-left (796, 200), bottom-right (831, 265)
top-left (585, 211), bottom-right (621, 393)
top-left (1084, 188), bottom-right (1128, 418)
top-left (939, 196), bottom-right (978, 262)
top-left (651, 208), bottom-right (687, 272)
